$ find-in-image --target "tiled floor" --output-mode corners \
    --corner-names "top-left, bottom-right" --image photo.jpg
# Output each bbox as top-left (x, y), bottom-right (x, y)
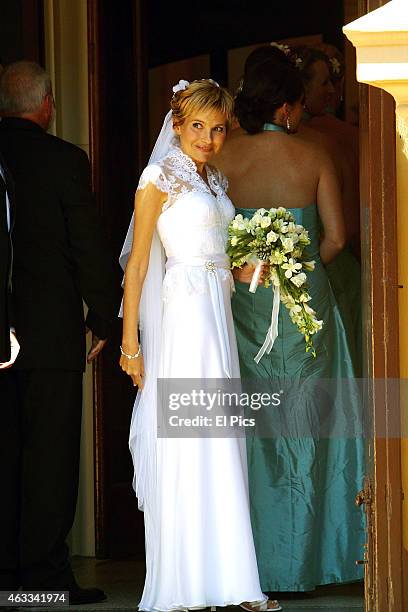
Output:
top-left (26, 557), bottom-right (364, 611)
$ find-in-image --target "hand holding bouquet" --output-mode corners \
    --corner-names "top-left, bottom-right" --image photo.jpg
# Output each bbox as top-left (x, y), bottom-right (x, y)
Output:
top-left (227, 207), bottom-right (323, 358)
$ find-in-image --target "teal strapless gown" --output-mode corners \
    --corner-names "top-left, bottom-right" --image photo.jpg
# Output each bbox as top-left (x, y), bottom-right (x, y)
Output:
top-left (232, 204), bottom-right (365, 592)
top-left (326, 248), bottom-right (362, 377)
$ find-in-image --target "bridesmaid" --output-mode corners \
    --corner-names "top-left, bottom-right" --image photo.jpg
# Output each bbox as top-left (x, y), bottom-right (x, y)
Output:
top-left (311, 43), bottom-right (359, 165)
top-left (292, 45), bottom-right (362, 375)
top-left (215, 50), bottom-right (365, 594)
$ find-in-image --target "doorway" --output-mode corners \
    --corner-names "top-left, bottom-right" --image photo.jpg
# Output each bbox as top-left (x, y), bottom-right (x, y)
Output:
top-left (87, 0), bottom-right (403, 610)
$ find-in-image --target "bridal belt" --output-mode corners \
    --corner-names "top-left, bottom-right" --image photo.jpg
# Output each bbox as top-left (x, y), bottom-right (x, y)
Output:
top-left (165, 255), bottom-right (232, 379)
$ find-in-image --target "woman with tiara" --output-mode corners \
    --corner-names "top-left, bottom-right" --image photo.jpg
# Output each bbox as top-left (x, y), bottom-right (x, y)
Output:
top-left (119, 79), bottom-right (280, 611)
top-left (215, 50), bottom-right (365, 594)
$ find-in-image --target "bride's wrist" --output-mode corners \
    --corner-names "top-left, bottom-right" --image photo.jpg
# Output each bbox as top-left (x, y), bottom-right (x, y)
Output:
top-left (120, 343), bottom-right (142, 359)
top-left (121, 341), bottom-right (139, 353)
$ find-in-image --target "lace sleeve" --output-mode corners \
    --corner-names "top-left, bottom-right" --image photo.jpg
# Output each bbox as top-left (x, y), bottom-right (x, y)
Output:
top-left (137, 163), bottom-right (169, 195)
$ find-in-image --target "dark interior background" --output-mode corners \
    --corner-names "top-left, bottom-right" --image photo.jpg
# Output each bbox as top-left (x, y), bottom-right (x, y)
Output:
top-left (0, 0), bottom-right (345, 559)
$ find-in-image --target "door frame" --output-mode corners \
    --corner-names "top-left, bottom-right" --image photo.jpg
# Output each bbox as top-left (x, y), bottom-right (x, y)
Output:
top-left (358, 2), bottom-right (403, 608)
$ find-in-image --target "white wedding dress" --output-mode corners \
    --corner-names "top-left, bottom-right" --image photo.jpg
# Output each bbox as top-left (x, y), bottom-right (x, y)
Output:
top-left (126, 142), bottom-right (266, 611)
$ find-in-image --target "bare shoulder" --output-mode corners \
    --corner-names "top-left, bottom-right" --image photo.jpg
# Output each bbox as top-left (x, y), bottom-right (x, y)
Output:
top-left (293, 125), bottom-right (331, 161)
top-left (213, 129), bottom-right (253, 174)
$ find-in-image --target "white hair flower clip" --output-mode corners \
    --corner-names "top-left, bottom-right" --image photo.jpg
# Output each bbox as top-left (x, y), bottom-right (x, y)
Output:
top-left (208, 78), bottom-right (220, 87)
top-left (329, 57), bottom-right (341, 75)
top-left (172, 79), bottom-right (190, 95)
top-left (270, 42), bottom-right (291, 56)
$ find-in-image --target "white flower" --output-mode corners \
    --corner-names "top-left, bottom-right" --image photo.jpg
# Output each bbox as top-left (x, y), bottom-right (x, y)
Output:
top-left (304, 303), bottom-right (317, 316)
top-left (281, 292), bottom-right (296, 305)
top-left (282, 237), bottom-right (294, 253)
top-left (270, 250), bottom-right (288, 265)
top-left (299, 292), bottom-right (312, 302)
top-left (290, 272), bottom-right (307, 287)
top-left (289, 304), bottom-right (302, 316)
top-left (313, 319), bottom-right (324, 332)
top-left (303, 260), bottom-right (315, 272)
top-left (232, 214), bottom-right (248, 231)
top-left (266, 230), bottom-right (279, 244)
top-left (282, 258), bottom-right (302, 278)
top-left (270, 42), bottom-right (291, 56)
top-left (251, 213), bottom-right (264, 226)
top-left (172, 79), bottom-right (190, 94)
top-left (297, 230), bottom-right (310, 244)
top-left (329, 57), bottom-right (341, 75)
top-left (230, 236), bottom-right (239, 246)
top-left (287, 232), bottom-right (299, 244)
top-left (260, 216), bottom-right (272, 228)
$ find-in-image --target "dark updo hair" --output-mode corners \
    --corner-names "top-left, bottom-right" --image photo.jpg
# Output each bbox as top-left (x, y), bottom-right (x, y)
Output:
top-left (243, 44), bottom-right (288, 77)
top-left (290, 46), bottom-right (332, 84)
top-left (235, 46), bottom-right (304, 135)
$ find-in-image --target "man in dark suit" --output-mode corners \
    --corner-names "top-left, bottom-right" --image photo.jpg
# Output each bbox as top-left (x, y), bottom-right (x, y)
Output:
top-left (0, 61), bottom-right (117, 605)
top-left (0, 151), bottom-right (19, 368)
top-left (0, 59), bottom-right (19, 370)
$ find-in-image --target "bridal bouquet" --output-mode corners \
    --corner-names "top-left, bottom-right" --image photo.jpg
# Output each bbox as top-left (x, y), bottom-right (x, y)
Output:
top-left (227, 207), bottom-right (323, 357)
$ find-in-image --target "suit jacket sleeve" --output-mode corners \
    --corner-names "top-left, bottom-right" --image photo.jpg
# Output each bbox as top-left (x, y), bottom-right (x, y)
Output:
top-left (61, 148), bottom-right (118, 339)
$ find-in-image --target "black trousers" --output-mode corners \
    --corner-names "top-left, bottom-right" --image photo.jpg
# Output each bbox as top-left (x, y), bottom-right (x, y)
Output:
top-left (0, 369), bottom-right (83, 589)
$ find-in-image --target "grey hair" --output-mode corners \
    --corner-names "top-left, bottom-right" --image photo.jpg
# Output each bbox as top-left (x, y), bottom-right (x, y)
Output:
top-left (0, 61), bottom-right (52, 114)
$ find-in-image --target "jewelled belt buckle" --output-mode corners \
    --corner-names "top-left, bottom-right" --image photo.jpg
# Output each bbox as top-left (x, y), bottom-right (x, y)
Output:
top-left (205, 260), bottom-right (216, 273)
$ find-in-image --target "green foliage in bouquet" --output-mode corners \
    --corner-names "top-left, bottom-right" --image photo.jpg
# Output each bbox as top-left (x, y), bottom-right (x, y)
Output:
top-left (227, 207), bottom-right (323, 356)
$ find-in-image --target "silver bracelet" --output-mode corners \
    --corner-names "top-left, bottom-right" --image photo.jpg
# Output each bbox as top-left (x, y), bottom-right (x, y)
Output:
top-left (120, 344), bottom-right (142, 359)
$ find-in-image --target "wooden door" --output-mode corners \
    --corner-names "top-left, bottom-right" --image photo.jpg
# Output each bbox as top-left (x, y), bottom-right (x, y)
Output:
top-left (357, 2), bottom-right (403, 610)
top-left (87, 0), bottom-right (149, 558)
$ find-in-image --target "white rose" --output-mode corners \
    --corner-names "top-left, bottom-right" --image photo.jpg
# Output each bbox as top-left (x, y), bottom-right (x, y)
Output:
top-left (252, 213), bottom-right (263, 226)
top-left (266, 230), bottom-right (278, 244)
top-left (261, 216), bottom-right (272, 228)
top-left (282, 237), bottom-right (294, 252)
top-left (290, 272), bottom-right (307, 287)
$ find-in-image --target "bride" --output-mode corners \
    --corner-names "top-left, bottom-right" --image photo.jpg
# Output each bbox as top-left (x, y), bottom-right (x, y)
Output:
top-left (119, 79), bottom-right (281, 612)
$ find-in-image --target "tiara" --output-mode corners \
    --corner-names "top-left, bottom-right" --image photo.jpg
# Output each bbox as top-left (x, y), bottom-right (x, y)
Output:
top-left (269, 41), bottom-right (303, 68)
top-left (269, 42), bottom-right (291, 56)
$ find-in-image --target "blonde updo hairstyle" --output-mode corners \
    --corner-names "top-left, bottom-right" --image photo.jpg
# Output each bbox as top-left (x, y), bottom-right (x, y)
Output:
top-left (171, 79), bottom-right (234, 130)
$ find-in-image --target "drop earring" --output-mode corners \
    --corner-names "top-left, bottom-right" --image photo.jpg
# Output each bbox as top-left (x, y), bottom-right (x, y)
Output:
top-left (286, 115), bottom-right (291, 134)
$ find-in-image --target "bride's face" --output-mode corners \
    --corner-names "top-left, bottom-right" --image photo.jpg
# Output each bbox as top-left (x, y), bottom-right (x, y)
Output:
top-left (174, 108), bottom-right (227, 167)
